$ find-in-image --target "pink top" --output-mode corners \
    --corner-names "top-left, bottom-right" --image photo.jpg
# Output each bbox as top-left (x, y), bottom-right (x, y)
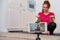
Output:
top-left (38, 12), bottom-right (55, 25)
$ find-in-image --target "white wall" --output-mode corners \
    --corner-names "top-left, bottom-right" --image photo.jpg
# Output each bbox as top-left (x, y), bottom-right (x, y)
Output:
top-left (0, 0), bottom-right (60, 33)
top-left (0, 0), bottom-right (8, 32)
top-left (7, 0), bottom-right (36, 31)
top-left (50, 0), bottom-right (60, 33)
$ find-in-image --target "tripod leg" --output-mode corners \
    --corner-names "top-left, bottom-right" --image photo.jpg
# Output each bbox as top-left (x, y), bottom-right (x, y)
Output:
top-left (36, 38), bottom-right (41, 40)
top-left (36, 34), bottom-right (41, 40)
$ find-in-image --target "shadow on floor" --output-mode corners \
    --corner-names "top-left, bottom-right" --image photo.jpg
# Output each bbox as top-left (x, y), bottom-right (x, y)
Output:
top-left (50, 33), bottom-right (60, 36)
top-left (8, 31), bottom-right (60, 36)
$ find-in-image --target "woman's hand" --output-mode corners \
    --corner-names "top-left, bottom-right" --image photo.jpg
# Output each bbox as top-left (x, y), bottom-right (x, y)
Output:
top-left (50, 15), bottom-right (55, 22)
top-left (45, 0), bottom-right (48, 1)
top-left (35, 15), bottom-right (40, 18)
top-left (35, 15), bottom-right (40, 22)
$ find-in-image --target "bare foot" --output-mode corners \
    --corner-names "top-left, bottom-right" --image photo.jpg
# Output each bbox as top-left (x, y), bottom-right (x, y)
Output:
top-left (42, 31), bottom-right (50, 35)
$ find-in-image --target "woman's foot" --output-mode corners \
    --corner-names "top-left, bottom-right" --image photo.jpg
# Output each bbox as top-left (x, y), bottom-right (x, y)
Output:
top-left (42, 31), bottom-right (50, 35)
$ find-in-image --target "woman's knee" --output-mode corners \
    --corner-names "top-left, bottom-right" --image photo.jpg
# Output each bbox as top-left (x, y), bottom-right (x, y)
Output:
top-left (48, 22), bottom-right (57, 31)
top-left (49, 22), bottom-right (56, 27)
top-left (51, 22), bottom-right (56, 28)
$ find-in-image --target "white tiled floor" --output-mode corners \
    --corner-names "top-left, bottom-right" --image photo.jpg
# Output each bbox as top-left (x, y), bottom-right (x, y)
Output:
top-left (0, 33), bottom-right (60, 40)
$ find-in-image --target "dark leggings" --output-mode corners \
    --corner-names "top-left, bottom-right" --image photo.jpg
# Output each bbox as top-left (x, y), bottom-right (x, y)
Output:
top-left (47, 22), bottom-right (56, 35)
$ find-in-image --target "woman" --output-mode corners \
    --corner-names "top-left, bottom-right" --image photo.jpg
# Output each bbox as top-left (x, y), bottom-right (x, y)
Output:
top-left (36, 1), bottom-right (56, 35)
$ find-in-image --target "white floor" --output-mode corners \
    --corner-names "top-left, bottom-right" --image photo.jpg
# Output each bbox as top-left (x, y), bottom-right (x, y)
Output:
top-left (0, 32), bottom-right (60, 40)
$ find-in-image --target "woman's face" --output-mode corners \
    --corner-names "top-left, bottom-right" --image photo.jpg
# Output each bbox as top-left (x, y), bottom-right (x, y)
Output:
top-left (42, 4), bottom-right (49, 12)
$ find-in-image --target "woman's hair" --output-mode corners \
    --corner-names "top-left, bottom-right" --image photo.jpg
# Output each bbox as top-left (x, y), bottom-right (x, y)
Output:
top-left (42, 1), bottom-right (51, 12)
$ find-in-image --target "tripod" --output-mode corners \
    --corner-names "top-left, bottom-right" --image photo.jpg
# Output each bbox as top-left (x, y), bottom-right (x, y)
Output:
top-left (36, 33), bottom-right (41, 40)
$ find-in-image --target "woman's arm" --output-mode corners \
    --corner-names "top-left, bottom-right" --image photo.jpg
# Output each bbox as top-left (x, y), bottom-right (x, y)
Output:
top-left (45, 0), bottom-right (49, 1)
top-left (37, 17), bottom-right (40, 22)
top-left (35, 12), bottom-right (41, 23)
top-left (35, 16), bottom-right (40, 23)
